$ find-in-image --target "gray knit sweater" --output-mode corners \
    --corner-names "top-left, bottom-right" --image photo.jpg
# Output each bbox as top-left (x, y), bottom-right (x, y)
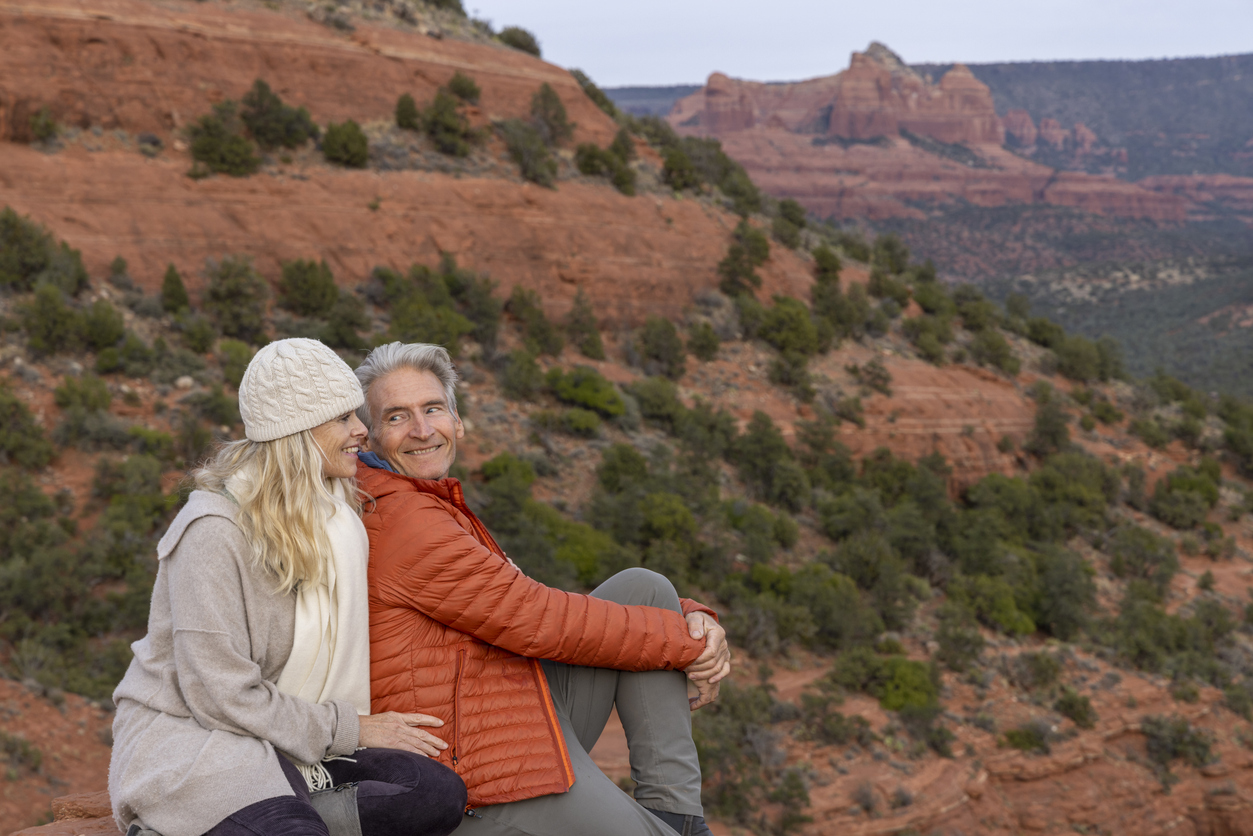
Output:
top-left (109, 491), bottom-right (360, 836)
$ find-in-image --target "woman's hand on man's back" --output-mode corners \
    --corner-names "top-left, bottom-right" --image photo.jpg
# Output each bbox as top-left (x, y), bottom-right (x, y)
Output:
top-left (359, 712), bottom-right (449, 758)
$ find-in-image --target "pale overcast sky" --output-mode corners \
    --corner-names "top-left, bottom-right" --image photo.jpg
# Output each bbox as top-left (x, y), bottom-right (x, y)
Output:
top-left (467, 0), bottom-right (1252, 86)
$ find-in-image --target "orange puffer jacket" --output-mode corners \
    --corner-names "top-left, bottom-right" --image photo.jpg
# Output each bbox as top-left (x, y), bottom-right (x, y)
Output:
top-left (359, 464), bottom-right (714, 807)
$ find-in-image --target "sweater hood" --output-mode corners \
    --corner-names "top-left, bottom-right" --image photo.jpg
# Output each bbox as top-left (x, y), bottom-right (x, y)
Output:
top-left (157, 491), bottom-right (239, 560)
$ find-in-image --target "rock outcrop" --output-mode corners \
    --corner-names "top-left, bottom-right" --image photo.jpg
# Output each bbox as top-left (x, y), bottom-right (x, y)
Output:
top-left (1139, 174), bottom-right (1253, 224)
top-left (1003, 108), bottom-right (1037, 147)
top-left (675, 125), bottom-right (1186, 222)
top-left (671, 42), bottom-right (1003, 146)
top-left (665, 43), bottom-right (1189, 224)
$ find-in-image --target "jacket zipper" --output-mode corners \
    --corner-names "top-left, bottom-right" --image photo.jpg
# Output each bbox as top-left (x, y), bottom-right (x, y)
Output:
top-left (451, 649), bottom-right (466, 767)
top-left (531, 658), bottom-right (576, 789)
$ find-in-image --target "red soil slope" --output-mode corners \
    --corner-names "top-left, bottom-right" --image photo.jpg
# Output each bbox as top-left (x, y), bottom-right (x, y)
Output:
top-left (0, 142), bottom-right (815, 325)
top-left (0, 0), bottom-right (616, 146)
top-left (0, 679), bottom-right (112, 835)
top-left (0, 0), bottom-right (816, 323)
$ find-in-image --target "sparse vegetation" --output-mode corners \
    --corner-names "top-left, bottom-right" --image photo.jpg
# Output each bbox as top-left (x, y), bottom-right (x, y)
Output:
top-left (637, 316), bottom-right (686, 380)
top-left (240, 79), bottom-right (318, 150)
top-left (322, 120), bottom-right (369, 168)
top-left (29, 107), bottom-right (58, 144)
top-left (571, 69), bottom-right (618, 119)
top-left (423, 88), bottom-right (476, 156)
top-left (278, 259), bottom-right (338, 318)
top-left (564, 289), bottom-right (605, 360)
top-left (396, 93), bottom-right (421, 131)
top-left (202, 256), bottom-right (270, 344)
top-left (447, 72), bottom-right (481, 105)
top-left (161, 264), bottom-right (190, 314)
top-left (187, 101), bottom-right (260, 177)
top-left (498, 26), bottom-right (540, 57)
top-left (497, 119), bottom-right (556, 186)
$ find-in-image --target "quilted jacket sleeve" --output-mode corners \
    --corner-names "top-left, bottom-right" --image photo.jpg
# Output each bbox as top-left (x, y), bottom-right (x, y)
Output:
top-left (370, 494), bottom-right (709, 672)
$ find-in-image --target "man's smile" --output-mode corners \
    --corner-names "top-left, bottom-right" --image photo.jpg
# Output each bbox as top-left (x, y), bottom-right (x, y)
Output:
top-left (403, 443), bottom-right (444, 456)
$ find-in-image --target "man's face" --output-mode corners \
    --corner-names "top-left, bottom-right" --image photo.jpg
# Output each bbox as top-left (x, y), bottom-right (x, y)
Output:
top-left (366, 368), bottom-right (464, 480)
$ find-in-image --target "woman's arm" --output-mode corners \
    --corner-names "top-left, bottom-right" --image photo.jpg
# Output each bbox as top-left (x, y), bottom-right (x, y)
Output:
top-left (165, 517), bottom-right (358, 764)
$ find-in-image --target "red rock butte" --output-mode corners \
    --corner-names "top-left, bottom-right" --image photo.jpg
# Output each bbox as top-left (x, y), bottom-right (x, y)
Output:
top-left (666, 43), bottom-right (1187, 223)
top-left (672, 43), bottom-right (1002, 145)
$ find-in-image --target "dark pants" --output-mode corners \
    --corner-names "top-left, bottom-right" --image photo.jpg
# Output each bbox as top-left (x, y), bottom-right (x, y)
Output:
top-left (202, 748), bottom-right (466, 836)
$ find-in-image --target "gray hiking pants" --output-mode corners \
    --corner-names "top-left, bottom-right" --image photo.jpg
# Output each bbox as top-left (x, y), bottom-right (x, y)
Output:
top-left (455, 568), bottom-right (704, 836)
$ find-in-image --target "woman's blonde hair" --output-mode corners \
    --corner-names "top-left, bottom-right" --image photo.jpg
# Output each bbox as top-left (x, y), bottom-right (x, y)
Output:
top-left (194, 431), bottom-right (360, 595)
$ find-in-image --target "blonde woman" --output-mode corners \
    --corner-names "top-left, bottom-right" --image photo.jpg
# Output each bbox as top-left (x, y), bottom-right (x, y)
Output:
top-left (108, 338), bottom-right (466, 836)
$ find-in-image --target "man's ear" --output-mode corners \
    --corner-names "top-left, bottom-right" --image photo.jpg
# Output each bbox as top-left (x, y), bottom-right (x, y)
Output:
top-left (454, 414), bottom-right (465, 440)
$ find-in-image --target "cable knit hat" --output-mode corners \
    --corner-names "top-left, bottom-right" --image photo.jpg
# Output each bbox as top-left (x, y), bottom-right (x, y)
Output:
top-left (238, 338), bottom-right (364, 442)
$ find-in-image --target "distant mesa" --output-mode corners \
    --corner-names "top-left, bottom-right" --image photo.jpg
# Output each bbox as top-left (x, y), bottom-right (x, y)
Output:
top-left (668, 42), bottom-right (1004, 146)
top-left (655, 42), bottom-right (1197, 225)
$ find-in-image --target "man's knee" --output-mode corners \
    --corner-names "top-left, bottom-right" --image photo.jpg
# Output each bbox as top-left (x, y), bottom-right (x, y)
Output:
top-left (593, 567), bottom-right (681, 611)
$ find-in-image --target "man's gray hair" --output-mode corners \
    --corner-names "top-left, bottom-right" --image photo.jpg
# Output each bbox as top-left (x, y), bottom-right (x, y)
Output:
top-left (354, 342), bottom-right (459, 429)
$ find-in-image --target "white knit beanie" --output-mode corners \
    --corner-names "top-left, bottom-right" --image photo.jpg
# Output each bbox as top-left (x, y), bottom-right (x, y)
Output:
top-left (237, 338), bottom-right (364, 442)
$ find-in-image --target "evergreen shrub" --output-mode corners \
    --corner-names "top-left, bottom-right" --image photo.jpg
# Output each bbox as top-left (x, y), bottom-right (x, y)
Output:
top-left (424, 89), bottom-right (474, 156)
top-left (546, 366), bottom-right (624, 417)
top-left (161, 264), bottom-right (190, 313)
top-left (188, 102), bottom-right (260, 177)
top-left (396, 93), bottom-right (420, 131)
top-left (530, 83), bottom-right (572, 147)
top-left (278, 259), bottom-right (337, 318)
top-left (564, 289), bottom-right (605, 360)
top-left (323, 120), bottom-right (368, 168)
top-left (499, 26), bottom-right (541, 57)
top-left (447, 72), bottom-right (481, 104)
top-left (496, 119), bottom-right (556, 187)
top-left (202, 256), bottom-right (269, 344)
top-left (689, 322), bottom-right (720, 361)
top-left (637, 316), bottom-right (686, 380)
top-left (240, 80), bottom-right (318, 149)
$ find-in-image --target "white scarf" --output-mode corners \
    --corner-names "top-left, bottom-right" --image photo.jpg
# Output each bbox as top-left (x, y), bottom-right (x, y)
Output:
top-left (227, 474), bottom-right (372, 790)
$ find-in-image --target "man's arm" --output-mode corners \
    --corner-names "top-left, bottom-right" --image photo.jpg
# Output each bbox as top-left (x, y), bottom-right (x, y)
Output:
top-left (371, 495), bottom-right (708, 672)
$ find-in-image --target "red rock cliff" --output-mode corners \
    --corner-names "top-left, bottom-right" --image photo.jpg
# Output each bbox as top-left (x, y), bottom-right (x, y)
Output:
top-left (670, 42), bottom-right (1004, 146)
top-left (665, 43), bottom-right (1186, 223)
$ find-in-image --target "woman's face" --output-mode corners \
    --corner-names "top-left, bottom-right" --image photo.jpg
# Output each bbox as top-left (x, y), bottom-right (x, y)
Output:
top-left (310, 411), bottom-right (369, 480)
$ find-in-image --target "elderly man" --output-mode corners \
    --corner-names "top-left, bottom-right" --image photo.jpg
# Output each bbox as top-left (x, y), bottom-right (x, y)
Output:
top-left (353, 342), bottom-right (731, 836)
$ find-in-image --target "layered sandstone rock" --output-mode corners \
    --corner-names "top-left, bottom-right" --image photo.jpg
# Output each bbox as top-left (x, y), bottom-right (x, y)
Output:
top-left (1073, 122), bottom-right (1099, 155)
top-left (680, 124), bottom-right (1186, 222)
top-left (665, 43), bottom-right (1187, 223)
top-left (1037, 117), bottom-right (1069, 149)
top-left (0, 0), bottom-right (620, 148)
top-left (1140, 173), bottom-right (1253, 222)
top-left (670, 42), bottom-right (1003, 145)
top-left (1003, 108), bottom-right (1037, 146)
